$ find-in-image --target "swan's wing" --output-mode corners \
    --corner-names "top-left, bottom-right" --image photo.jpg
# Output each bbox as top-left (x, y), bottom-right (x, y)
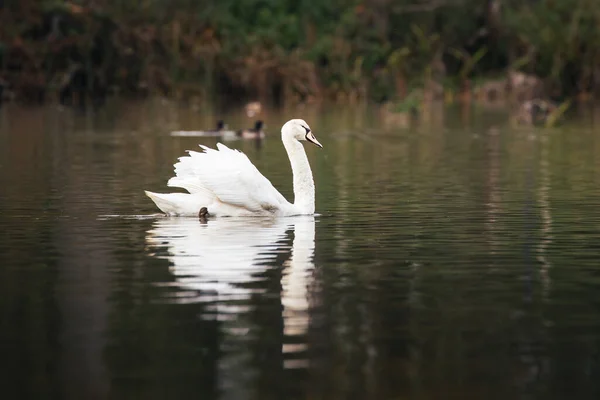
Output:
top-left (171, 143), bottom-right (290, 212)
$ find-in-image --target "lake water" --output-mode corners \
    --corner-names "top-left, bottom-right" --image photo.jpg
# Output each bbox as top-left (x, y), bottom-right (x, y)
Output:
top-left (2, 100), bottom-right (600, 399)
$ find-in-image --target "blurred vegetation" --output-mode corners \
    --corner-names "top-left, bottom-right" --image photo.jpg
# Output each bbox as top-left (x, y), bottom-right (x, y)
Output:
top-left (1, 0), bottom-right (600, 105)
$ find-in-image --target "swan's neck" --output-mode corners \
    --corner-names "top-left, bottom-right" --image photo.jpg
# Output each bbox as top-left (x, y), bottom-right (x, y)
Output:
top-left (282, 135), bottom-right (315, 213)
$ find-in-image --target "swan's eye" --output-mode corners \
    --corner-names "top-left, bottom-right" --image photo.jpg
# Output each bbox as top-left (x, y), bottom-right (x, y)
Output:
top-left (302, 126), bottom-right (310, 134)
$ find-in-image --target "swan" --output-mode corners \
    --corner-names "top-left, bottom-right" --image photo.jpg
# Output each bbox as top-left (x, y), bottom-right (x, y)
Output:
top-left (145, 118), bottom-right (323, 216)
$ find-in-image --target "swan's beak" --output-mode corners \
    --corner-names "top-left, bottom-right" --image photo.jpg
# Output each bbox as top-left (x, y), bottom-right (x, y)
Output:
top-left (306, 132), bottom-right (323, 148)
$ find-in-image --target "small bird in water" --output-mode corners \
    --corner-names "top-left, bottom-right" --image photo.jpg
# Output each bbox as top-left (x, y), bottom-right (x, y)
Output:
top-left (170, 120), bottom-right (234, 137)
top-left (238, 120), bottom-right (265, 139)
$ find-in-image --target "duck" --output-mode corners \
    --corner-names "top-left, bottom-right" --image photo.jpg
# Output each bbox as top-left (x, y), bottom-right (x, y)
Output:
top-left (238, 120), bottom-right (265, 139)
top-left (145, 118), bottom-right (323, 216)
top-left (170, 120), bottom-right (236, 137)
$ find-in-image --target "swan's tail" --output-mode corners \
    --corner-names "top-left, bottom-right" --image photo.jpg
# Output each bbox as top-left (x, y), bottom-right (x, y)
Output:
top-left (145, 191), bottom-right (208, 216)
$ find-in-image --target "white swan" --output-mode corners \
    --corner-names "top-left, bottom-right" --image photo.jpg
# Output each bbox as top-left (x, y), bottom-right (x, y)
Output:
top-left (145, 118), bottom-right (322, 216)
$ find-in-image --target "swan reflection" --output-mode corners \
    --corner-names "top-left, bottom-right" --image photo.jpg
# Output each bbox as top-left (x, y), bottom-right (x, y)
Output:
top-left (146, 216), bottom-right (315, 332)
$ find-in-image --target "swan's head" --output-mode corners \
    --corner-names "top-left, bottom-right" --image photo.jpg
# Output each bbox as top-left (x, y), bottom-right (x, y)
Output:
top-left (282, 119), bottom-right (323, 148)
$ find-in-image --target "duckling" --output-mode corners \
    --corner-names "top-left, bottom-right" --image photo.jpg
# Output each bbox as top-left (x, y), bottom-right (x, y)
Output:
top-left (238, 120), bottom-right (265, 139)
top-left (170, 120), bottom-right (232, 137)
top-left (213, 120), bottom-right (226, 133)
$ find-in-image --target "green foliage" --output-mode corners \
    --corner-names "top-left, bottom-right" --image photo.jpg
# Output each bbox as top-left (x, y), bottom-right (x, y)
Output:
top-left (393, 90), bottom-right (422, 113)
top-left (450, 47), bottom-right (488, 81)
top-left (1, 0), bottom-right (600, 102)
top-left (504, 0), bottom-right (600, 90)
top-left (545, 99), bottom-right (572, 128)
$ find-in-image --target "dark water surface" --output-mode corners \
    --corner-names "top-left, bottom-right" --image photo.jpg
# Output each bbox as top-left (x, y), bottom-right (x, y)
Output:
top-left (2, 100), bottom-right (600, 399)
